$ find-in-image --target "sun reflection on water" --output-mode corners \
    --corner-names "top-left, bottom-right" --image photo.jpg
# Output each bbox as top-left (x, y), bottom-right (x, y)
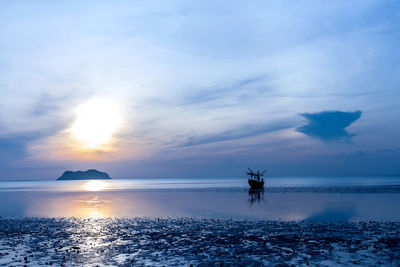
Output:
top-left (27, 193), bottom-right (115, 218)
top-left (78, 195), bottom-right (108, 218)
top-left (83, 180), bottom-right (109, 191)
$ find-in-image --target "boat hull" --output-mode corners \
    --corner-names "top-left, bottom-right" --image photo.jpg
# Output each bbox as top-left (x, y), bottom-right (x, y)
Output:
top-left (248, 179), bottom-right (264, 189)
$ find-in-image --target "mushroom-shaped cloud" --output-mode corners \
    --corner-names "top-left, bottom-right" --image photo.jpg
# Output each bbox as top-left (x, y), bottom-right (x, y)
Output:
top-left (296, 110), bottom-right (362, 142)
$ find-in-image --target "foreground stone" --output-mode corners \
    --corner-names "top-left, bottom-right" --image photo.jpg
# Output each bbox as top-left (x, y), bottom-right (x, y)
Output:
top-left (0, 218), bottom-right (399, 266)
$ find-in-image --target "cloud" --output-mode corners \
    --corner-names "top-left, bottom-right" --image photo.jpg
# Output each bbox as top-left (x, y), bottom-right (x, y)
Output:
top-left (1, 1), bottom-right (399, 178)
top-left (383, 146), bottom-right (400, 153)
top-left (180, 75), bottom-right (267, 106)
top-left (296, 110), bottom-right (362, 142)
top-left (30, 93), bottom-right (69, 117)
top-left (181, 121), bottom-right (292, 147)
top-left (0, 135), bottom-right (36, 165)
top-left (0, 128), bottom-right (62, 167)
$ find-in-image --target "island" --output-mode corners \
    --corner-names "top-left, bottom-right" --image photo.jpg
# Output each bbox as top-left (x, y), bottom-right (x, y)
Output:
top-left (57, 169), bottom-right (111, 180)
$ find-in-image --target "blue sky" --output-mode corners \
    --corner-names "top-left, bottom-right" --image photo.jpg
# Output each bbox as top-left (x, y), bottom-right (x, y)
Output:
top-left (0, 0), bottom-right (399, 179)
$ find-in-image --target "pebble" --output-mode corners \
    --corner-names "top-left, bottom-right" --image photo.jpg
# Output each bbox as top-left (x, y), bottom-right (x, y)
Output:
top-left (0, 218), bottom-right (399, 266)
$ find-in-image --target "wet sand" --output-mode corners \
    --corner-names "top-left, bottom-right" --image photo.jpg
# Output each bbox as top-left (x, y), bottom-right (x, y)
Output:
top-left (1, 218), bottom-right (399, 266)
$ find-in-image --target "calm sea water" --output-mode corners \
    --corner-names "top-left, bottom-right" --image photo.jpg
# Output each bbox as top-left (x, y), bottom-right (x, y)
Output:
top-left (1, 177), bottom-right (400, 221)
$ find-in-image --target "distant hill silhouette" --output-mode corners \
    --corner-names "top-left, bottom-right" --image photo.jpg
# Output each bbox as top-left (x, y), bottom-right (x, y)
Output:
top-left (57, 169), bottom-right (111, 180)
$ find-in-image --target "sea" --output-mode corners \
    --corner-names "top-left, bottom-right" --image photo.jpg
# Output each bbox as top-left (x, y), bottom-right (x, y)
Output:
top-left (1, 176), bottom-right (400, 221)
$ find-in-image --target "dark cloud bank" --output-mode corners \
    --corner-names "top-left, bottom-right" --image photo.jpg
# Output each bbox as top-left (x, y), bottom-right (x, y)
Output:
top-left (296, 111), bottom-right (362, 142)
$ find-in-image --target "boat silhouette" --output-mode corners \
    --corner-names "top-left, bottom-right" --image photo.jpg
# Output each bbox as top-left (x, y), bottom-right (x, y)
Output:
top-left (247, 167), bottom-right (267, 189)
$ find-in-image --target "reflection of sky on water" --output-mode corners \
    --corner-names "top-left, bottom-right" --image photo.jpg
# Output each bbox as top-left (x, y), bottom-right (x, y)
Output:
top-left (305, 207), bottom-right (356, 222)
top-left (248, 189), bottom-right (264, 206)
top-left (1, 178), bottom-right (400, 220)
top-left (1, 176), bottom-right (400, 192)
top-left (1, 187), bottom-right (400, 221)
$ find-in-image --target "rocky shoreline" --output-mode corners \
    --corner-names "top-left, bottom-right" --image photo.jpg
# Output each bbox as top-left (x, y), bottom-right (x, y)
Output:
top-left (1, 218), bottom-right (400, 266)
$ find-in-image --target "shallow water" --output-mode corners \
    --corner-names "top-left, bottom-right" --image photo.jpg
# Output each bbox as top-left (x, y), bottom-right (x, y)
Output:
top-left (1, 176), bottom-right (400, 191)
top-left (1, 177), bottom-right (400, 221)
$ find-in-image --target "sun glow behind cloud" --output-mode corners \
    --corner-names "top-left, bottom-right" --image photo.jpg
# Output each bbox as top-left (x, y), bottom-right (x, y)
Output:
top-left (71, 98), bottom-right (121, 148)
top-left (27, 96), bottom-right (129, 162)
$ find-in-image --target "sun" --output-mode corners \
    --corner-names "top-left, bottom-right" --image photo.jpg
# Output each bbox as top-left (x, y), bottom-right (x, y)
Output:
top-left (71, 97), bottom-right (121, 148)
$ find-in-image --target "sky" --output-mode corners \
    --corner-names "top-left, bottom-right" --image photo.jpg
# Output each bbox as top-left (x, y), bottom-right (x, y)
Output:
top-left (0, 0), bottom-right (399, 180)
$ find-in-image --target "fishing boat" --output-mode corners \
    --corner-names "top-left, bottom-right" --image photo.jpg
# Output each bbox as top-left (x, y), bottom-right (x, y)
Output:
top-left (247, 168), bottom-right (267, 189)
